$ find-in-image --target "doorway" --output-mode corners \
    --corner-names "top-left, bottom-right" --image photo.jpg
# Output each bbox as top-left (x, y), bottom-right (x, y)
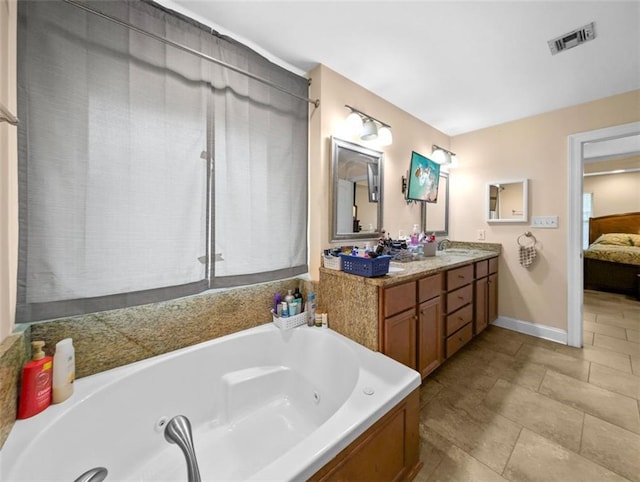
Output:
top-left (567, 121), bottom-right (640, 347)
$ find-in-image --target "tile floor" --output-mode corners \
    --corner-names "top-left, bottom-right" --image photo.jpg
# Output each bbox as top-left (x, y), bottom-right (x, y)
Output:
top-left (416, 290), bottom-right (640, 482)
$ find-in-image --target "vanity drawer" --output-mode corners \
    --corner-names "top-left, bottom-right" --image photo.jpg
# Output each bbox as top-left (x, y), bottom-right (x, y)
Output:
top-left (418, 273), bottom-right (443, 303)
top-left (446, 303), bottom-right (473, 336)
top-left (384, 281), bottom-right (417, 318)
top-left (447, 264), bottom-right (474, 291)
top-left (446, 284), bottom-right (473, 314)
top-left (489, 257), bottom-right (499, 274)
top-left (475, 260), bottom-right (488, 278)
top-left (446, 323), bottom-right (473, 358)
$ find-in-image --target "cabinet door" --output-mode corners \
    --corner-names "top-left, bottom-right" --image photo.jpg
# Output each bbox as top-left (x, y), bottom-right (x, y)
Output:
top-left (418, 297), bottom-right (443, 378)
top-left (383, 309), bottom-right (417, 370)
top-left (488, 273), bottom-right (498, 323)
top-left (475, 277), bottom-right (488, 334)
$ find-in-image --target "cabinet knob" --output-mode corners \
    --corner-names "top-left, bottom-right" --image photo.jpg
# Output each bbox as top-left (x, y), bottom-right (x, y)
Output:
top-left (458, 296), bottom-right (464, 300)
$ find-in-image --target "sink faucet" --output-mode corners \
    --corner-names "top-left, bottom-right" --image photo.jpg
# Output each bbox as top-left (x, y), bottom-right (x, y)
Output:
top-left (437, 239), bottom-right (450, 251)
top-left (74, 467), bottom-right (108, 482)
top-left (165, 415), bottom-right (202, 482)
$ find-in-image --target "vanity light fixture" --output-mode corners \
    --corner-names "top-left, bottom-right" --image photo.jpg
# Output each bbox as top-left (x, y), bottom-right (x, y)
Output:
top-left (344, 105), bottom-right (393, 146)
top-left (432, 145), bottom-right (457, 167)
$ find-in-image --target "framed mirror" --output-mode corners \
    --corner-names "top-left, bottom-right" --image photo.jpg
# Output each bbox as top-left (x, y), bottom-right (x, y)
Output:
top-left (330, 137), bottom-right (384, 242)
top-left (486, 179), bottom-right (528, 223)
top-left (421, 171), bottom-right (449, 236)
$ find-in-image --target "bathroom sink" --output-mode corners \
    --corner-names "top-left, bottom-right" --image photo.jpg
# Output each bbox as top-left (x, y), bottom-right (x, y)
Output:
top-left (437, 254), bottom-right (472, 263)
top-left (440, 249), bottom-right (473, 255)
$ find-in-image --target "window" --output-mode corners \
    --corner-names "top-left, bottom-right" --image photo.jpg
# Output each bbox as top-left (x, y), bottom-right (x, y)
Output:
top-left (583, 192), bottom-right (593, 249)
top-left (16, 0), bottom-right (308, 322)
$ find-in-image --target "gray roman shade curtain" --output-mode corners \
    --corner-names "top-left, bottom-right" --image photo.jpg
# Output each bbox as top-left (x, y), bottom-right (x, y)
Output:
top-left (16, 0), bottom-right (308, 322)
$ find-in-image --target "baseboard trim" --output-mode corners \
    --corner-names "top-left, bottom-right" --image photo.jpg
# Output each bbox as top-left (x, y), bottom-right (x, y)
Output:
top-left (491, 316), bottom-right (567, 345)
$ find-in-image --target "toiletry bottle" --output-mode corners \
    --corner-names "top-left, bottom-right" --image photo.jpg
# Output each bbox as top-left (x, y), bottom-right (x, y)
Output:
top-left (306, 292), bottom-right (316, 327)
top-left (17, 341), bottom-right (53, 419)
top-left (293, 287), bottom-right (303, 301)
top-left (52, 338), bottom-right (75, 404)
top-left (411, 224), bottom-right (419, 245)
top-left (281, 301), bottom-right (289, 317)
top-left (273, 292), bottom-right (282, 314)
top-left (284, 289), bottom-right (295, 306)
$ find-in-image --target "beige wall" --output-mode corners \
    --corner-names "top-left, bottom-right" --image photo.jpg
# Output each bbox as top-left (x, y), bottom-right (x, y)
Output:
top-left (584, 172), bottom-right (640, 218)
top-left (451, 90), bottom-right (640, 330)
top-left (308, 64), bottom-right (449, 278)
top-left (0, 0), bottom-right (17, 343)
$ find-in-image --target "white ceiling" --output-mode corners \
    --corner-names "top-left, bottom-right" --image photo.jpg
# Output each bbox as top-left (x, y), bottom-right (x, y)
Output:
top-left (162, 1), bottom-right (640, 136)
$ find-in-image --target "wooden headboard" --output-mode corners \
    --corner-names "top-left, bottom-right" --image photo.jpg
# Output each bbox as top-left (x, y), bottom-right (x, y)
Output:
top-left (588, 212), bottom-right (640, 244)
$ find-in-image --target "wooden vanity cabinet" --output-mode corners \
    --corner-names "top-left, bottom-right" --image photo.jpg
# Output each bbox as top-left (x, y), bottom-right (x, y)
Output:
top-left (380, 275), bottom-right (444, 377)
top-left (376, 256), bottom-right (498, 377)
top-left (417, 274), bottom-right (444, 378)
top-left (444, 265), bottom-right (474, 358)
top-left (383, 308), bottom-right (417, 370)
top-left (488, 257), bottom-right (499, 324)
top-left (382, 281), bottom-right (418, 370)
top-left (475, 257), bottom-right (499, 334)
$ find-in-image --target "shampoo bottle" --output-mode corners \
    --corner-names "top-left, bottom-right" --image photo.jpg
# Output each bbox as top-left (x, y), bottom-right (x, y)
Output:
top-left (306, 292), bottom-right (317, 327)
top-left (52, 338), bottom-right (75, 404)
top-left (17, 341), bottom-right (53, 419)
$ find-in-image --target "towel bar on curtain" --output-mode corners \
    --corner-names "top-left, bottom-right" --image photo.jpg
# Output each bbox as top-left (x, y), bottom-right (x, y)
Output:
top-left (0, 102), bottom-right (19, 126)
top-left (61, 0), bottom-right (320, 108)
top-left (518, 231), bottom-right (537, 268)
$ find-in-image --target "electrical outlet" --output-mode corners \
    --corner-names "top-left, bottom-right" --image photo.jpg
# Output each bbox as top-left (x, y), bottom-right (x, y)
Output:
top-left (530, 216), bottom-right (559, 228)
top-left (477, 229), bottom-right (486, 240)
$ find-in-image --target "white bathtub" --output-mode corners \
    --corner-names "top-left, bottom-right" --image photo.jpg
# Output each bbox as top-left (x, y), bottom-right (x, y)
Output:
top-left (1, 324), bottom-right (420, 481)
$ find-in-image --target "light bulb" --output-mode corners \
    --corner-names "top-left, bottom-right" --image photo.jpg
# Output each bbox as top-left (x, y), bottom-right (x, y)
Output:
top-left (431, 148), bottom-right (447, 164)
top-left (345, 112), bottom-right (363, 135)
top-left (378, 126), bottom-right (393, 146)
top-left (360, 119), bottom-right (378, 140)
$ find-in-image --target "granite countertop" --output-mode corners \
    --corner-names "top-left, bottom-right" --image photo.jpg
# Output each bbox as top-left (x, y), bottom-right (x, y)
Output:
top-left (319, 242), bottom-right (501, 288)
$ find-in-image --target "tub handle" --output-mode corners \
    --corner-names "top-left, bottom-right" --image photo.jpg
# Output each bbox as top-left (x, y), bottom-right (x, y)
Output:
top-left (73, 467), bottom-right (108, 482)
top-left (165, 415), bottom-right (202, 482)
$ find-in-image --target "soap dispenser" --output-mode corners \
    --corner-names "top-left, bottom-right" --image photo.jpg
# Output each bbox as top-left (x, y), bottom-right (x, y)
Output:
top-left (17, 341), bottom-right (53, 419)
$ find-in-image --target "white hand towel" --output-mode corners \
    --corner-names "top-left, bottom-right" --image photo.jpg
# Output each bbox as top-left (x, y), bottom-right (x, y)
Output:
top-left (519, 245), bottom-right (536, 268)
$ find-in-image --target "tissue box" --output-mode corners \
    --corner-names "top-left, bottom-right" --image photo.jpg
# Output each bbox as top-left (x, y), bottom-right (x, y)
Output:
top-left (422, 242), bottom-right (436, 257)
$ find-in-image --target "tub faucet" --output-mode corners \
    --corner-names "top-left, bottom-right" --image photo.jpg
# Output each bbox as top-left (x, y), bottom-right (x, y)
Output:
top-left (73, 467), bottom-right (108, 482)
top-left (437, 239), bottom-right (450, 251)
top-left (165, 415), bottom-right (202, 482)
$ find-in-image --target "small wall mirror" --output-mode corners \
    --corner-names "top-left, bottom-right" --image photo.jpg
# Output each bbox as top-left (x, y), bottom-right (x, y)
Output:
top-left (486, 179), bottom-right (528, 223)
top-left (330, 137), bottom-right (384, 242)
top-left (421, 171), bottom-right (449, 236)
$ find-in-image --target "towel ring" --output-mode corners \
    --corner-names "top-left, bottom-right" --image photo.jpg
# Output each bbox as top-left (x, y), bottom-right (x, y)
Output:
top-left (517, 231), bottom-right (537, 247)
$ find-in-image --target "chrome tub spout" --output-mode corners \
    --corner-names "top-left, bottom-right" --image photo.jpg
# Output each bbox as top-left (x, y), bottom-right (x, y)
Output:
top-left (74, 467), bottom-right (108, 482)
top-left (164, 415), bottom-right (202, 482)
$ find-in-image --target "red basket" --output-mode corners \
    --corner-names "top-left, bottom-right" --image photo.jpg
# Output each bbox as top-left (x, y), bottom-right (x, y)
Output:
top-left (339, 254), bottom-right (391, 278)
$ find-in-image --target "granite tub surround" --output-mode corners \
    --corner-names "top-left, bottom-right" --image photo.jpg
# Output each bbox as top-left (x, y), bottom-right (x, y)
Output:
top-left (0, 328), bottom-right (28, 449)
top-left (29, 277), bottom-right (305, 380)
top-left (317, 272), bottom-right (379, 351)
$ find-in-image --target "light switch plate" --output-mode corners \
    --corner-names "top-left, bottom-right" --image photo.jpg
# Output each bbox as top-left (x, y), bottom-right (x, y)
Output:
top-left (477, 229), bottom-right (486, 240)
top-left (531, 215), bottom-right (559, 228)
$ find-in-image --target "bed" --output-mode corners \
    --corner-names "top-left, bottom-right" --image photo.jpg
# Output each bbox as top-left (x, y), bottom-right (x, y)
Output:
top-left (583, 212), bottom-right (640, 300)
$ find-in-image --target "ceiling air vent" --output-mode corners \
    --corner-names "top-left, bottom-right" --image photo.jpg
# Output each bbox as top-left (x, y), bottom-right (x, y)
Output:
top-left (548, 22), bottom-right (596, 55)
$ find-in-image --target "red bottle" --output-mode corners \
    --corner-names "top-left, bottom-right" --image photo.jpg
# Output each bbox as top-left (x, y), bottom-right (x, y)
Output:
top-left (17, 340), bottom-right (53, 419)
